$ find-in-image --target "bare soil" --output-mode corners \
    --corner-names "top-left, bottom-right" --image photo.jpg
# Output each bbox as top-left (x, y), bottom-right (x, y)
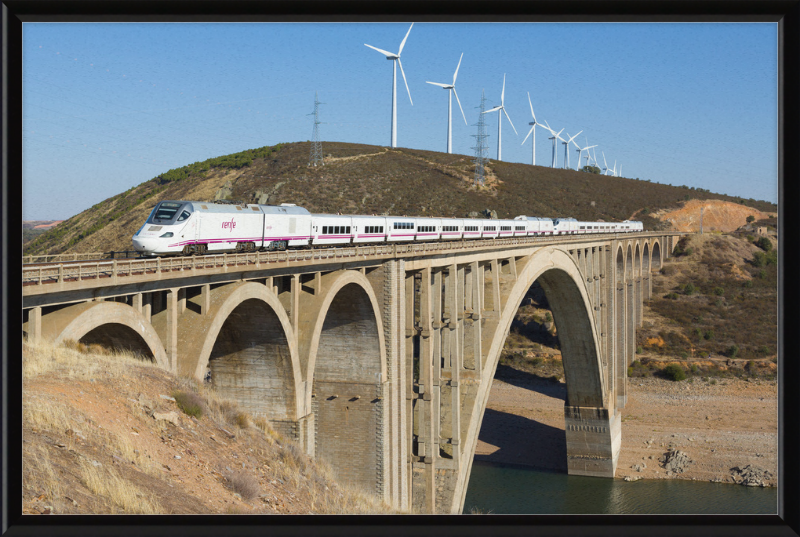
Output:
top-left (475, 373), bottom-right (777, 486)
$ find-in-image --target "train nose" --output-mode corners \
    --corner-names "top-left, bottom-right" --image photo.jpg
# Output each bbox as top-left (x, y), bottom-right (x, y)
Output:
top-left (132, 237), bottom-right (156, 253)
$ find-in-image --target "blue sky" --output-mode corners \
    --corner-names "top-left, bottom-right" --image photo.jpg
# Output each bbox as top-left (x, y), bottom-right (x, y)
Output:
top-left (22, 22), bottom-right (778, 221)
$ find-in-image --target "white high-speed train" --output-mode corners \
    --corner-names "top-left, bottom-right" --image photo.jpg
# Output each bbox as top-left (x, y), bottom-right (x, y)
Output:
top-left (131, 200), bottom-right (643, 256)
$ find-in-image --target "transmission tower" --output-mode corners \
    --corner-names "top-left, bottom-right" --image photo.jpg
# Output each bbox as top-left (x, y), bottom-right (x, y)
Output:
top-left (308, 91), bottom-right (324, 167)
top-left (471, 89), bottom-right (490, 186)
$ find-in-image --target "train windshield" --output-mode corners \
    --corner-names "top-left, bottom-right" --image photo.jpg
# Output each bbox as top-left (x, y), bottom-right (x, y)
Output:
top-left (149, 202), bottom-right (185, 224)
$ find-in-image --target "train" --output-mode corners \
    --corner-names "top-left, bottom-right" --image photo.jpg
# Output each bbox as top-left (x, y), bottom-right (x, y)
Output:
top-left (131, 200), bottom-right (643, 256)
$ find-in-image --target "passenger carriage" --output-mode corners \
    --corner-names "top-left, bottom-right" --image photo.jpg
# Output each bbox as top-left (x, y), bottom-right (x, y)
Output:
top-left (311, 214), bottom-right (353, 246)
top-left (414, 218), bottom-right (442, 241)
top-left (351, 215), bottom-right (387, 244)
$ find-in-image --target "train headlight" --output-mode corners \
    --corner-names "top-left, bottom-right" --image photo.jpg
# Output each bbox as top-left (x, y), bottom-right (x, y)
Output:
top-left (160, 232), bottom-right (174, 238)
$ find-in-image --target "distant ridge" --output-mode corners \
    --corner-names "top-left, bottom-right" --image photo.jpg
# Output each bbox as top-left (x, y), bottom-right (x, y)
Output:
top-left (23, 141), bottom-right (777, 256)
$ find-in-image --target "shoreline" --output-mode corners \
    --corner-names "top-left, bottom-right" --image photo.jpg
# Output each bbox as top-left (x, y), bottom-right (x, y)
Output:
top-left (474, 374), bottom-right (777, 487)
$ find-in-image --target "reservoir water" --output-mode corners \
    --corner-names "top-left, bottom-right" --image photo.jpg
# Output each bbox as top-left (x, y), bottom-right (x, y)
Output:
top-left (463, 461), bottom-right (777, 514)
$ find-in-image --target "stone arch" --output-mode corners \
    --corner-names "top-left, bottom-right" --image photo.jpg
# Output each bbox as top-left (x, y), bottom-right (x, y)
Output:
top-left (188, 282), bottom-right (302, 431)
top-left (456, 247), bottom-right (605, 512)
top-left (614, 244), bottom-right (626, 404)
top-left (305, 270), bottom-right (387, 494)
top-left (41, 301), bottom-right (168, 369)
top-left (642, 242), bottom-right (651, 300)
top-left (651, 240), bottom-right (663, 271)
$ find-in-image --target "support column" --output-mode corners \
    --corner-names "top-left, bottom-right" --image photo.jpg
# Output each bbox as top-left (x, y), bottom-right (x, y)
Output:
top-left (419, 267), bottom-right (436, 513)
top-left (165, 288), bottom-right (179, 374)
top-left (564, 405), bottom-right (621, 477)
top-left (201, 284), bottom-right (211, 315)
top-left (142, 293), bottom-right (152, 322)
top-left (470, 261), bottom-right (482, 376)
top-left (27, 306), bottom-right (42, 342)
top-left (132, 293), bottom-right (143, 314)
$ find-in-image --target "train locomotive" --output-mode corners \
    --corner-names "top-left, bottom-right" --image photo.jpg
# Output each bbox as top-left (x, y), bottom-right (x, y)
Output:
top-left (132, 200), bottom-right (643, 257)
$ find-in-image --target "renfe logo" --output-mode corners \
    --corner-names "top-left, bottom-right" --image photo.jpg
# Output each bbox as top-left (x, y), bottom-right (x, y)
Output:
top-left (221, 218), bottom-right (236, 231)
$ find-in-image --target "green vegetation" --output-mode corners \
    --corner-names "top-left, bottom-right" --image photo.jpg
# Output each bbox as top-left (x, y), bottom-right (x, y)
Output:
top-left (663, 364), bottom-right (686, 382)
top-left (173, 390), bottom-right (206, 419)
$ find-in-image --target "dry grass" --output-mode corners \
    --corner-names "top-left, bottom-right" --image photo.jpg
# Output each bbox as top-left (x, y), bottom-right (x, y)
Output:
top-left (23, 338), bottom-right (157, 381)
top-left (79, 459), bottom-right (163, 514)
top-left (223, 470), bottom-right (260, 500)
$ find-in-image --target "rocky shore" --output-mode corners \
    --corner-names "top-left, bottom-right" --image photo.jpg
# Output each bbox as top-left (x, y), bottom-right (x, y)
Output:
top-left (474, 373), bottom-right (777, 488)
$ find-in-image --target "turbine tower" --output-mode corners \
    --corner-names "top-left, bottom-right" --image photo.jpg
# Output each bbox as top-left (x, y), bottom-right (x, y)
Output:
top-left (602, 152), bottom-right (610, 175)
top-left (482, 74), bottom-right (517, 161)
top-left (365, 23), bottom-right (414, 148)
top-left (520, 92), bottom-right (543, 165)
top-left (543, 121), bottom-right (565, 168)
top-left (576, 141), bottom-right (597, 171)
top-left (426, 53), bottom-right (467, 154)
top-left (562, 130), bottom-right (583, 169)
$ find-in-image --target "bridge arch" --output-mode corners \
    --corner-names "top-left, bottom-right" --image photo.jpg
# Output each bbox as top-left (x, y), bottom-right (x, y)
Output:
top-left (457, 246), bottom-right (605, 511)
top-left (305, 270), bottom-right (387, 494)
top-left (41, 301), bottom-right (168, 369)
top-left (651, 239), bottom-right (663, 271)
top-left (642, 242), bottom-right (651, 300)
top-left (190, 282), bottom-right (303, 429)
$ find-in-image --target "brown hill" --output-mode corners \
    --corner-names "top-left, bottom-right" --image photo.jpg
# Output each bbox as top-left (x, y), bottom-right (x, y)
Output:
top-left (23, 141), bottom-right (777, 256)
top-left (23, 339), bottom-right (401, 515)
top-left (653, 199), bottom-right (775, 233)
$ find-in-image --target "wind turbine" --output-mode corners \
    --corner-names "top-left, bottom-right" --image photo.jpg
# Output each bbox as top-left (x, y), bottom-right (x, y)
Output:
top-left (482, 74), bottom-right (517, 161)
top-left (602, 152), bottom-right (610, 175)
top-left (576, 140), bottom-right (597, 171)
top-left (365, 23), bottom-right (414, 148)
top-left (543, 121), bottom-right (565, 168)
top-left (426, 53), bottom-right (467, 154)
top-left (610, 160), bottom-right (618, 177)
top-left (562, 130), bottom-right (583, 169)
top-left (520, 92), bottom-right (543, 165)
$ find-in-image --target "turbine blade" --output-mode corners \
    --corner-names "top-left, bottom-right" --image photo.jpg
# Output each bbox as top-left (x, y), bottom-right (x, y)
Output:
top-left (426, 81), bottom-right (449, 87)
top-left (452, 87), bottom-right (467, 125)
top-left (501, 73), bottom-right (506, 105)
top-left (483, 106), bottom-right (502, 113)
top-left (453, 53), bottom-right (463, 85)
top-left (503, 107), bottom-right (517, 135)
top-left (398, 22), bottom-right (414, 55)
top-left (364, 44), bottom-right (395, 57)
top-left (527, 92), bottom-right (536, 121)
top-left (397, 58), bottom-right (413, 105)
top-left (521, 125), bottom-right (534, 145)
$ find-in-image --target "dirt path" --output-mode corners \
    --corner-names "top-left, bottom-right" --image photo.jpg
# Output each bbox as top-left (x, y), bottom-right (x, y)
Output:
top-left (474, 373), bottom-right (777, 486)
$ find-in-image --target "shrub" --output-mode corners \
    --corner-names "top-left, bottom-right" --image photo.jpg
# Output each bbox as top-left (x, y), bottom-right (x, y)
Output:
top-left (690, 364), bottom-right (699, 374)
top-left (743, 280), bottom-right (754, 288)
top-left (663, 364), bottom-right (686, 382)
top-left (224, 470), bottom-right (260, 500)
top-left (755, 237), bottom-right (772, 252)
top-left (713, 287), bottom-right (724, 296)
top-left (173, 390), bottom-right (206, 419)
top-left (746, 215), bottom-right (755, 223)
top-left (665, 292), bottom-right (679, 300)
top-left (758, 269), bottom-right (767, 279)
top-left (727, 345), bottom-right (739, 359)
top-left (684, 283), bottom-right (695, 295)
top-left (703, 330), bottom-right (714, 340)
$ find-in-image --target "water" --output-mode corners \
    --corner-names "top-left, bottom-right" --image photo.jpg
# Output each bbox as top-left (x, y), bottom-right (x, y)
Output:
top-left (463, 461), bottom-right (777, 514)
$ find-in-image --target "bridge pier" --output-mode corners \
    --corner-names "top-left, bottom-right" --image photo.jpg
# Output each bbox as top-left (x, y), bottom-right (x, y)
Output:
top-left (564, 405), bottom-right (621, 477)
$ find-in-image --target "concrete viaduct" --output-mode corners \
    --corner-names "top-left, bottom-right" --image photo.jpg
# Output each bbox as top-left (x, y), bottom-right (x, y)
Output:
top-left (22, 231), bottom-right (677, 513)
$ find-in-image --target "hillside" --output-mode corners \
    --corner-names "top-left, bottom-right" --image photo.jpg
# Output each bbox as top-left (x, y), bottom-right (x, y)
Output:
top-left (22, 339), bottom-right (402, 515)
top-left (23, 141), bottom-right (777, 255)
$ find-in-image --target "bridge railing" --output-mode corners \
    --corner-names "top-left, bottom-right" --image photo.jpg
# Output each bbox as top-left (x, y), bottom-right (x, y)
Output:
top-left (21, 250), bottom-right (143, 265)
top-left (22, 233), bottom-right (657, 287)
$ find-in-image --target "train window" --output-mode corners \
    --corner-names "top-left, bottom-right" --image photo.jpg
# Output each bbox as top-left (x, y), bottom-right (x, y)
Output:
top-left (379, 226), bottom-right (384, 233)
top-left (347, 227), bottom-right (351, 234)
top-left (177, 211), bottom-right (191, 222)
top-left (153, 202), bottom-right (181, 221)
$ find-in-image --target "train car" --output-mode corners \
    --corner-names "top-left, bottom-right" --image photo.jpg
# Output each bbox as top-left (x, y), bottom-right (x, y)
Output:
top-left (622, 220), bottom-right (643, 232)
top-left (351, 215), bottom-right (386, 244)
top-left (414, 218), bottom-right (442, 241)
top-left (481, 221), bottom-right (499, 239)
top-left (498, 219), bottom-right (516, 239)
top-left (440, 218), bottom-right (463, 240)
top-left (553, 217), bottom-right (579, 235)
top-left (311, 214), bottom-right (353, 246)
top-left (512, 220), bottom-right (527, 237)
top-left (133, 200), bottom-right (267, 256)
top-left (386, 216), bottom-right (416, 242)
top-left (463, 220), bottom-right (481, 240)
top-left (261, 204), bottom-right (313, 250)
